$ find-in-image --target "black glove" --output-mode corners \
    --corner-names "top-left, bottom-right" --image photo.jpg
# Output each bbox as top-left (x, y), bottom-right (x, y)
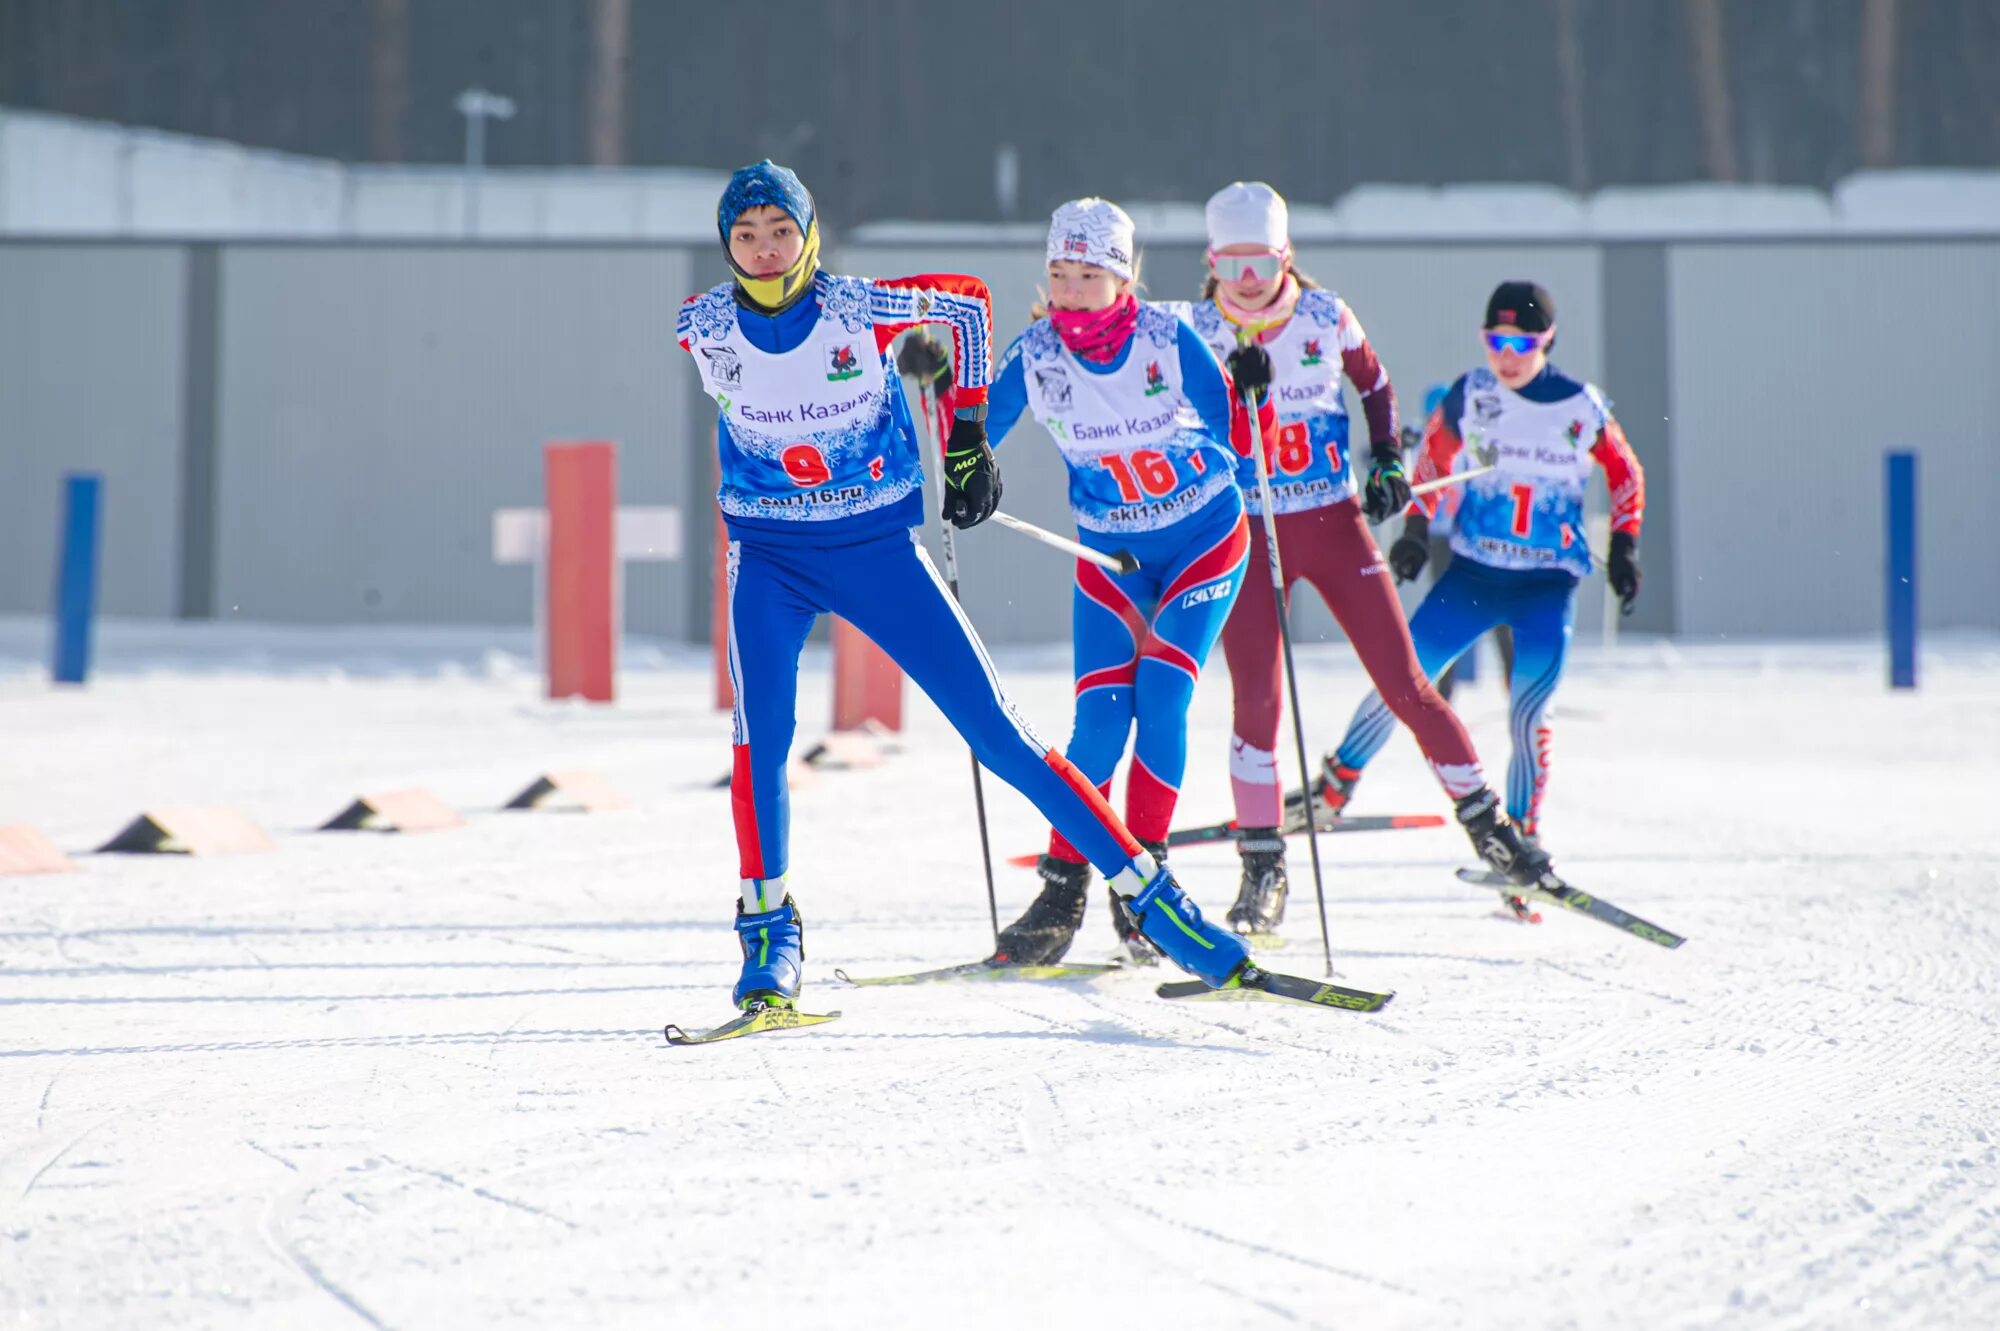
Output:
top-left (1388, 511), bottom-right (1430, 583)
top-left (940, 415), bottom-right (1001, 529)
top-left (1607, 530), bottom-right (1640, 615)
top-left (1225, 344), bottom-right (1273, 402)
top-left (1361, 443), bottom-right (1411, 524)
top-left (895, 332), bottom-right (952, 398)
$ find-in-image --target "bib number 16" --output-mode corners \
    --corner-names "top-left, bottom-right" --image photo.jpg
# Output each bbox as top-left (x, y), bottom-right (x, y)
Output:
top-left (1097, 449), bottom-right (1182, 502)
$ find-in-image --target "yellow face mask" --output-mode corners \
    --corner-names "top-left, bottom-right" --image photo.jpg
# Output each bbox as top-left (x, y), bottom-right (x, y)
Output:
top-left (729, 219), bottom-right (821, 313)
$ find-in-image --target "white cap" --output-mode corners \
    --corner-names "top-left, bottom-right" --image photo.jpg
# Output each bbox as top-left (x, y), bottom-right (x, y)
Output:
top-left (1205, 181), bottom-right (1289, 252)
top-left (1046, 198), bottom-right (1136, 281)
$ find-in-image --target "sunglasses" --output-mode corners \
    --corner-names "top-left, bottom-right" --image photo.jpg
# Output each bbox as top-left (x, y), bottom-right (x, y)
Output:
top-left (1483, 330), bottom-right (1547, 355)
top-left (1208, 250), bottom-right (1287, 283)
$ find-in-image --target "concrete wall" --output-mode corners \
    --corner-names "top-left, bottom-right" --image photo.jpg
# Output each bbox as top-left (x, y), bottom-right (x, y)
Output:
top-left (211, 245), bottom-right (697, 634)
top-left (1667, 241), bottom-right (2000, 637)
top-left (2, 235), bottom-right (1994, 646)
top-left (0, 245), bottom-right (186, 618)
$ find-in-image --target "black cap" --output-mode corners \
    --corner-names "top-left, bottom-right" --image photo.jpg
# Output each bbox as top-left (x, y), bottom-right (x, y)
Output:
top-left (1485, 281), bottom-right (1555, 332)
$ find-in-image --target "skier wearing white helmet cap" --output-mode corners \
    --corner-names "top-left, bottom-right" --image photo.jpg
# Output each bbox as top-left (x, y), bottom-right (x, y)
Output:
top-left (906, 197), bottom-right (1279, 968)
top-left (1170, 181), bottom-right (1552, 934)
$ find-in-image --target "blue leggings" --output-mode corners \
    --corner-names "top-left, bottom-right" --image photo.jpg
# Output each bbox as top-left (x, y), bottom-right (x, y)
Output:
top-left (1334, 558), bottom-right (1576, 832)
top-left (727, 526), bottom-right (1146, 907)
top-left (1053, 493), bottom-right (1249, 856)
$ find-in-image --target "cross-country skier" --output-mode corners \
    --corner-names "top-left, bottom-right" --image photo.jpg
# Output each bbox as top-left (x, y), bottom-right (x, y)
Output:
top-left (908, 197), bottom-right (1269, 965)
top-left (1326, 280), bottom-right (1645, 851)
top-left (677, 162), bottom-right (1251, 1012)
top-left (1176, 183), bottom-right (1551, 934)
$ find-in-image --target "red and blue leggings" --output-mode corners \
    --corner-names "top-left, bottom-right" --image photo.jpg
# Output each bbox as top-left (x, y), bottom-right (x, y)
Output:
top-left (1049, 492), bottom-right (1250, 861)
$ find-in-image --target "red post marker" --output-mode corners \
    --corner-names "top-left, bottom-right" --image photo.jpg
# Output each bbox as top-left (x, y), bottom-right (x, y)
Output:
top-left (545, 441), bottom-right (617, 702)
top-left (831, 616), bottom-right (902, 732)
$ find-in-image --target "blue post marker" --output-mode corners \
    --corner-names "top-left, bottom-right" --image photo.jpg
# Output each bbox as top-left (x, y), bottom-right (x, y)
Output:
top-left (52, 473), bottom-right (103, 685)
top-left (1885, 451), bottom-right (1917, 690)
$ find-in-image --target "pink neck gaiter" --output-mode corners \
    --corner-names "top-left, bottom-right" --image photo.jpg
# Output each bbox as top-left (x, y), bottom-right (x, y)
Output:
top-left (1216, 273), bottom-right (1302, 344)
top-left (1050, 293), bottom-right (1139, 364)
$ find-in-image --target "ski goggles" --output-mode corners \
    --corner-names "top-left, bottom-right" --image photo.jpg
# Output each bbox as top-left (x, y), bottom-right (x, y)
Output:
top-left (1483, 330), bottom-right (1548, 355)
top-left (1207, 249), bottom-right (1287, 283)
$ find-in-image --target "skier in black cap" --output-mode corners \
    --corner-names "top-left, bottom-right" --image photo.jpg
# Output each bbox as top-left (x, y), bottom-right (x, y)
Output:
top-left (1321, 280), bottom-right (1646, 898)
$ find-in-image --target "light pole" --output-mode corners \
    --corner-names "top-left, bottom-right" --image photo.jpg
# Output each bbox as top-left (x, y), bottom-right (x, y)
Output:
top-left (455, 87), bottom-right (517, 236)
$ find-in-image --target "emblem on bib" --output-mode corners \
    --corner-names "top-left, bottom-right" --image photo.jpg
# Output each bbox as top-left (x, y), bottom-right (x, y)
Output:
top-left (701, 345), bottom-right (743, 389)
top-left (1034, 366), bottom-right (1074, 414)
top-left (1300, 338), bottom-right (1324, 367)
top-left (1473, 394), bottom-right (1503, 424)
top-left (1143, 361), bottom-right (1168, 396)
top-left (825, 344), bottom-right (863, 382)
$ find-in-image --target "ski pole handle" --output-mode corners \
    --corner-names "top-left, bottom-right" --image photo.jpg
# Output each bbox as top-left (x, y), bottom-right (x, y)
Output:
top-left (1408, 464), bottom-right (1494, 499)
top-left (911, 380), bottom-right (964, 583)
top-left (989, 512), bottom-right (1137, 574)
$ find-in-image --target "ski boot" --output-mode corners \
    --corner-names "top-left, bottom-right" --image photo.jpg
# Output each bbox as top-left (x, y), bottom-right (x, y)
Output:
top-left (1455, 789), bottom-right (1554, 919)
top-left (1118, 865), bottom-right (1251, 988)
top-left (1107, 841), bottom-right (1167, 965)
top-left (1317, 757), bottom-right (1363, 817)
top-left (1227, 827), bottom-right (1289, 936)
top-left (732, 897), bottom-right (804, 1011)
top-left (992, 855), bottom-right (1090, 965)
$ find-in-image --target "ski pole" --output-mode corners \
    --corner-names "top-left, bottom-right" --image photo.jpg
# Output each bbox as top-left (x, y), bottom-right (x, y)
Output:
top-left (1408, 464), bottom-right (1493, 498)
top-left (989, 511), bottom-right (1139, 574)
top-left (912, 378), bottom-right (1002, 951)
top-left (1236, 333), bottom-right (1336, 979)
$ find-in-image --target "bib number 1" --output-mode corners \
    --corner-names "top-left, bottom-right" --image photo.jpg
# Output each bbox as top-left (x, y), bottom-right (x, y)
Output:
top-left (1510, 482), bottom-right (1534, 537)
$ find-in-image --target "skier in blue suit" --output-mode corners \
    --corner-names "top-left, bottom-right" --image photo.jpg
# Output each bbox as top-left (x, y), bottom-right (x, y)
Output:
top-left (676, 162), bottom-right (1250, 1011)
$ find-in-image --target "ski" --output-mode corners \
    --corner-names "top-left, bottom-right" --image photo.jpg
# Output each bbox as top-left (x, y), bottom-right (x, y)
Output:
top-left (1003, 813), bottom-right (1444, 867)
top-left (663, 1004), bottom-right (842, 1046)
top-left (1456, 868), bottom-right (1684, 949)
top-left (831, 960), bottom-right (1122, 987)
top-left (1156, 966), bottom-right (1393, 1013)
top-left (1173, 810), bottom-right (1447, 849)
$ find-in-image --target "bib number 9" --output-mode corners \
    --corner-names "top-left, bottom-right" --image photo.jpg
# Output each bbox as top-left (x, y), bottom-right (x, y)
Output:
top-left (782, 443), bottom-right (832, 488)
top-left (1098, 449), bottom-right (1181, 503)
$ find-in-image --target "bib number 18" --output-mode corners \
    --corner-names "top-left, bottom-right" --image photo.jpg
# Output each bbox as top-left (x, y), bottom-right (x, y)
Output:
top-left (1270, 423), bottom-right (1341, 478)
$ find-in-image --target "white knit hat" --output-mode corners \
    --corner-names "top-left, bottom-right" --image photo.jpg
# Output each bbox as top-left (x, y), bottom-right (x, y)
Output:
top-left (1046, 198), bottom-right (1136, 281)
top-left (1205, 181), bottom-right (1289, 252)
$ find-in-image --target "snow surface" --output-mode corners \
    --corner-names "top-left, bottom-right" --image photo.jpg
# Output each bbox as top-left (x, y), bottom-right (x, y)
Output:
top-left (2, 619), bottom-right (1997, 1330)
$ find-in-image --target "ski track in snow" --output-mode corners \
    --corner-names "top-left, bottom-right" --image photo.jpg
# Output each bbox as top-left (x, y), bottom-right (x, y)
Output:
top-left (1, 632), bottom-right (1998, 1328)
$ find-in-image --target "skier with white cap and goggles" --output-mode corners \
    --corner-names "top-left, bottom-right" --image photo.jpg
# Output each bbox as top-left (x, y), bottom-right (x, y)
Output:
top-left (905, 197), bottom-right (1276, 968)
top-left (1172, 182), bottom-right (1555, 935)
